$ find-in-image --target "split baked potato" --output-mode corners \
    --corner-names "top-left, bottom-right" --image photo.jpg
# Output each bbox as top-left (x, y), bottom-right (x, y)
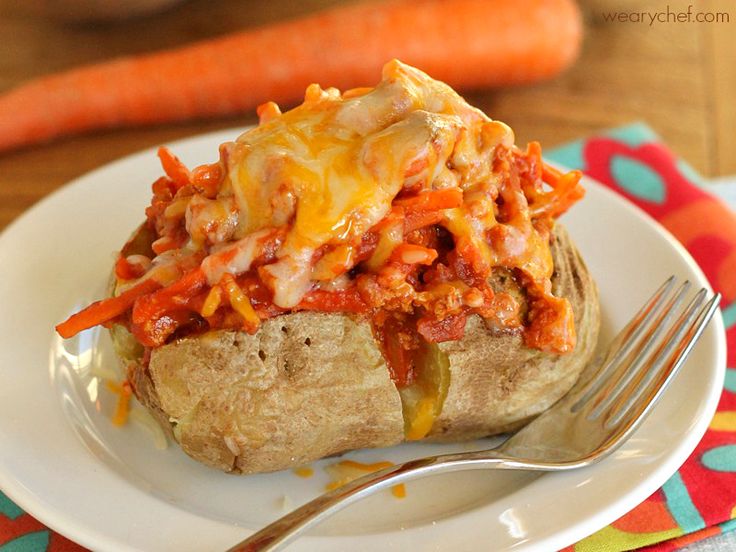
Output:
top-left (114, 224), bottom-right (598, 474)
top-left (57, 60), bottom-right (600, 475)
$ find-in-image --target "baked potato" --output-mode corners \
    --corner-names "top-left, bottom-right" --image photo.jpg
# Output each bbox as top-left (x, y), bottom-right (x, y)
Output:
top-left (57, 60), bottom-right (600, 475)
top-left (112, 224), bottom-right (598, 474)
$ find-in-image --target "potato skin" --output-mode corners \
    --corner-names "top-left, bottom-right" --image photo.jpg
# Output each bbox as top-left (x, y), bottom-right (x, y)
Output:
top-left (121, 224), bottom-right (599, 474)
top-left (427, 225), bottom-right (599, 441)
top-left (131, 313), bottom-right (405, 473)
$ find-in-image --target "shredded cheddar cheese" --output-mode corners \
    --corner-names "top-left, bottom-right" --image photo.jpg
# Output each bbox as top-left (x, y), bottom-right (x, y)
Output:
top-left (325, 460), bottom-right (406, 499)
top-left (220, 273), bottom-right (260, 331)
top-left (293, 466), bottom-right (315, 478)
top-left (366, 216), bottom-right (404, 271)
top-left (405, 397), bottom-right (437, 441)
top-left (200, 285), bottom-right (223, 317)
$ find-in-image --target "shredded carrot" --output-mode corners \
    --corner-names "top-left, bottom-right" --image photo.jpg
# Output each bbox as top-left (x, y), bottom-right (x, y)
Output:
top-left (108, 380), bottom-right (132, 427)
top-left (326, 460), bottom-right (406, 499)
top-left (114, 256), bottom-right (146, 281)
top-left (404, 209), bottom-right (444, 233)
top-left (157, 147), bottom-right (191, 189)
top-left (394, 188), bottom-right (463, 211)
top-left (131, 268), bottom-right (207, 325)
top-left (532, 167), bottom-right (585, 218)
top-left (55, 278), bottom-right (162, 339)
top-left (547, 169), bottom-right (585, 218)
top-left (542, 162), bottom-right (563, 183)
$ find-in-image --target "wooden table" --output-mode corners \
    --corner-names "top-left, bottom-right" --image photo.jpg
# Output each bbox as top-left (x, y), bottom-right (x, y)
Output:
top-left (0, 0), bottom-right (734, 232)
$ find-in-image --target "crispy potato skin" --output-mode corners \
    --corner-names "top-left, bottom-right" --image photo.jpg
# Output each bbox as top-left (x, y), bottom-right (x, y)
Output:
top-left (427, 225), bottom-right (600, 441)
top-left (120, 224), bottom-right (599, 474)
top-left (132, 314), bottom-right (405, 473)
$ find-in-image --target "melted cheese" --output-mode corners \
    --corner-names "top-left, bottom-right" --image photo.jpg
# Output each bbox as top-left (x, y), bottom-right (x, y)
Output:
top-left (198, 60), bottom-right (515, 308)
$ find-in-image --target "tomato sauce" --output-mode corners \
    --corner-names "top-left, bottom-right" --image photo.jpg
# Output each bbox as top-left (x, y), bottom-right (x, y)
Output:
top-left (58, 137), bottom-right (585, 386)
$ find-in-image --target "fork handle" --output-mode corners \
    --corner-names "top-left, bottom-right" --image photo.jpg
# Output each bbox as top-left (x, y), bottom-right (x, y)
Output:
top-left (227, 452), bottom-right (573, 552)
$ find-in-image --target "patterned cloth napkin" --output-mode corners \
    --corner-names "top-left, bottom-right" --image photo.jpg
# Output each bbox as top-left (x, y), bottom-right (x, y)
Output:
top-left (549, 124), bottom-right (736, 551)
top-left (1, 124), bottom-right (734, 551)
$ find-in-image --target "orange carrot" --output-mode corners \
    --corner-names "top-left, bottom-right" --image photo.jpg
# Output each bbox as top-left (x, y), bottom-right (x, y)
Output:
top-left (55, 278), bottom-right (162, 338)
top-left (394, 188), bottom-right (464, 211)
top-left (130, 267), bottom-right (207, 325)
top-left (107, 380), bottom-right (133, 427)
top-left (157, 146), bottom-right (191, 189)
top-left (404, 210), bottom-right (444, 233)
top-left (0, 0), bottom-right (582, 152)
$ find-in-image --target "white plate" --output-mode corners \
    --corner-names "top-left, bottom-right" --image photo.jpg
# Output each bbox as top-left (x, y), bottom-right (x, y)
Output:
top-left (0, 129), bottom-right (726, 552)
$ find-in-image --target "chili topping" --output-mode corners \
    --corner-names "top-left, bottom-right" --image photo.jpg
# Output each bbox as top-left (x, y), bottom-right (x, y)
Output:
top-left (56, 60), bottom-right (585, 387)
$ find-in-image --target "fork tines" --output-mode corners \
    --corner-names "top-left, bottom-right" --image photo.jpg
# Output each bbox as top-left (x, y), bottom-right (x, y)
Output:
top-left (572, 276), bottom-right (720, 429)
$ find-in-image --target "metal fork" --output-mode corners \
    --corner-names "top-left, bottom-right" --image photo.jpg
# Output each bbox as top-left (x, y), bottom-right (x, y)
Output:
top-left (228, 277), bottom-right (721, 552)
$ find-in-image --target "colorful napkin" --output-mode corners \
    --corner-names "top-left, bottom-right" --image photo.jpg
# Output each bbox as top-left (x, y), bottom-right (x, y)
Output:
top-left (549, 124), bottom-right (736, 551)
top-left (1, 124), bottom-right (734, 551)
top-left (0, 497), bottom-right (82, 552)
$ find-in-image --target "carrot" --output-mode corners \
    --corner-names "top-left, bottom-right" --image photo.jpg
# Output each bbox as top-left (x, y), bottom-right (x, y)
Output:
top-left (55, 277), bottom-right (162, 338)
top-left (107, 380), bottom-right (133, 427)
top-left (0, 0), bottom-right (582, 152)
top-left (394, 188), bottom-right (464, 211)
top-left (157, 146), bottom-right (191, 189)
top-left (404, 210), bottom-right (444, 233)
top-left (130, 267), bottom-right (207, 325)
